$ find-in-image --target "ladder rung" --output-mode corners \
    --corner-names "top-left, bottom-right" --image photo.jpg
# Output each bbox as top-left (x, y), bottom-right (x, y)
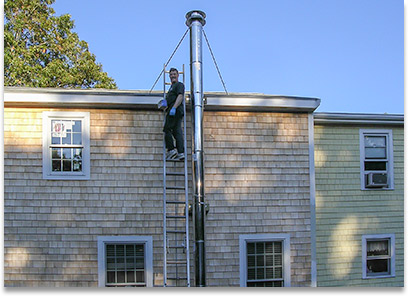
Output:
top-left (167, 260), bottom-right (187, 265)
top-left (166, 200), bottom-right (186, 204)
top-left (166, 158), bottom-right (184, 162)
top-left (166, 230), bottom-right (186, 233)
top-left (167, 277), bottom-right (188, 281)
top-left (166, 215), bottom-right (186, 219)
top-left (166, 186), bottom-right (185, 190)
top-left (168, 245), bottom-right (186, 249)
top-left (166, 172), bottom-right (185, 176)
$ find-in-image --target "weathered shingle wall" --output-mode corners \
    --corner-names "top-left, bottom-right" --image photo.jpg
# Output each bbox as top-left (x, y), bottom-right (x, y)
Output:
top-left (314, 125), bottom-right (404, 287)
top-left (4, 107), bottom-right (312, 287)
top-left (204, 112), bottom-right (311, 286)
top-left (4, 108), bottom-right (166, 287)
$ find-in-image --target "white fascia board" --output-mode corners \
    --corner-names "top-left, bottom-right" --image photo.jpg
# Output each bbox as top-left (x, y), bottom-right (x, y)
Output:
top-left (4, 88), bottom-right (162, 109)
top-left (204, 94), bottom-right (321, 112)
top-left (314, 112), bottom-right (404, 126)
top-left (4, 87), bottom-right (321, 112)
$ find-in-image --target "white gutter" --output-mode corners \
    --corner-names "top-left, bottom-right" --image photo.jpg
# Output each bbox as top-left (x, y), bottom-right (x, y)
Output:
top-left (314, 112), bottom-right (404, 125)
top-left (4, 87), bottom-right (321, 112)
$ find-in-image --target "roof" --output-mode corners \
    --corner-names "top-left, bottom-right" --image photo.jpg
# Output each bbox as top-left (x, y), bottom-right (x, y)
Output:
top-left (4, 87), bottom-right (321, 113)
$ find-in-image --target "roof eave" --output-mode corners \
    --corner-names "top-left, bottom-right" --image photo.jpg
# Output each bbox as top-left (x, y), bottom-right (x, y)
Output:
top-left (4, 87), bottom-right (321, 113)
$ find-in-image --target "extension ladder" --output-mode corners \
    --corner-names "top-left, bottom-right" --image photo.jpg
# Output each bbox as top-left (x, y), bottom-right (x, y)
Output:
top-left (162, 65), bottom-right (191, 287)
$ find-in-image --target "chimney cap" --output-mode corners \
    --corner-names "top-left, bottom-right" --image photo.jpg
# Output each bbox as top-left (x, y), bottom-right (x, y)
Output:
top-left (185, 10), bottom-right (206, 26)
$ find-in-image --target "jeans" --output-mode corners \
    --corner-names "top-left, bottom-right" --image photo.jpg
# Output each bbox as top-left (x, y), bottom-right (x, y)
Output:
top-left (163, 112), bottom-right (184, 153)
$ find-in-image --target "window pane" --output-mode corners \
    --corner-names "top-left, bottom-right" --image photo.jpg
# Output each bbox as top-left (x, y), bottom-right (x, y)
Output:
top-left (256, 242), bottom-right (264, 254)
top-left (126, 257), bottom-right (135, 269)
top-left (256, 268), bottom-right (265, 279)
top-left (265, 255), bottom-right (273, 266)
top-left (274, 242), bottom-right (282, 253)
top-left (52, 136), bottom-right (61, 144)
top-left (248, 255), bottom-right (255, 267)
top-left (247, 243), bottom-right (255, 255)
top-left (256, 255), bottom-right (264, 267)
top-left (136, 245), bottom-right (144, 257)
top-left (365, 136), bottom-right (386, 148)
top-left (107, 271), bottom-right (115, 284)
top-left (52, 160), bottom-right (61, 172)
top-left (52, 148), bottom-right (61, 159)
top-left (73, 133), bottom-right (82, 145)
top-left (107, 258), bottom-right (115, 269)
top-left (63, 148), bottom-right (72, 159)
top-left (265, 242), bottom-right (273, 254)
top-left (117, 271), bottom-right (125, 283)
top-left (107, 245), bottom-right (115, 256)
top-left (275, 254), bottom-right (282, 265)
top-left (63, 160), bottom-right (71, 171)
top-left (365, 161), bottom-right (387, 171)
top-left (136, 271), bottom-right (144, 283)
top-left (367, 259), bottom-right (389, 274)
top-left (73, 160), bottom-right (82, 172)
top-left (274, 267), bottom-right (282, 278)
top-left (136, 258), bottom-right (144, 269)
top-left (367, 240), bottom-right (389, 256)
top-left (62, 133), bottom-right (72, 145)
top-left (127, 271), bottom-right (135, 283)
top-left (248, 268), bottom-right (255, 280)
top-left (72, 120), bottom-right (82, 132)
top-left (365, 147), bottom-right (386, 159)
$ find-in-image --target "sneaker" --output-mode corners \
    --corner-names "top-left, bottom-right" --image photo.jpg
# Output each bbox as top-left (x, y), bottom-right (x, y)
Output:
top-left (176, 153), bottom-right (185, 161)
top-left (166, 149), bottom-right (177, 160)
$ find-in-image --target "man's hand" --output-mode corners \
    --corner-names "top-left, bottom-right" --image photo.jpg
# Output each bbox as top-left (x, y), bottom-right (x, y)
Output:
top-left (169, 108), bottom-right (176, 116)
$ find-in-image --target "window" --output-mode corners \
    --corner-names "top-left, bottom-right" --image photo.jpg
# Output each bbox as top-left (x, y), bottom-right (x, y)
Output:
top-left (360, 130), bottom-right (394, 190)
top-left (98, 236), bottom-right (153, 287)
top-left (239, 234), bottom-right (291, 287)
top-left (43, 112), bottom-right (90, 180)
top-left (362, 234), bottom-right (395, 279)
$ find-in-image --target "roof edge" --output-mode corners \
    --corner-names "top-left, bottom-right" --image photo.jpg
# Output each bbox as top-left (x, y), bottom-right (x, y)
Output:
top-left (4, 87), bottom-right (321, 112)
top-left (314, 112), bottom-right (404, 126)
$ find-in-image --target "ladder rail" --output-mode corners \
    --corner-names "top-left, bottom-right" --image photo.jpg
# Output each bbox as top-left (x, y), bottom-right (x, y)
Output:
top-left (182, 64), bottom-right (191, 287)
top-left (162, 64), bottom-right (190, 287)
top-left (162, 63), bottom-right (168, 285)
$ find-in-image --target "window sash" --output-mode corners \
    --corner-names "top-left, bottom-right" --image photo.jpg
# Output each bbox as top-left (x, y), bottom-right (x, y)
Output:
top-left (362, 234), bottom-right (395, 279)
top-left (97, 236), bottom-right (153, 287)
top-left (43, 112), bottom-right (90, 180)
top-left (240, 234), bottom-right (290, 287)
top-left (105, 243), bottom-right (146, 287)
top-left (360, 130), bottom-right (393, 190)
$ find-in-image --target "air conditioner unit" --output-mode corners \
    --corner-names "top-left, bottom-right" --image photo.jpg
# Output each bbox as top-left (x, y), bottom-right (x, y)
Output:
top-left (366, 172), bottom-right (388, 188)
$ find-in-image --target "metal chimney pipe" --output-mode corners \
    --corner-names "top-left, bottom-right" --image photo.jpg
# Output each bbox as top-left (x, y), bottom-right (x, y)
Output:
top-left (186, 10), bottom-right (206, 287)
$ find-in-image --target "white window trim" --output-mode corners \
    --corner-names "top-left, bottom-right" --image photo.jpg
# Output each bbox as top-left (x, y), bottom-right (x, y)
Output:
top-left (359, 129), bottom-right (394, 190)
top-left (362, 234), bottom-right (395, 279)
top-left (97, 236), bottom-right (153, 287)
top-left (42, 111), bottom-right (90, 180)
top-left (239, 234), bottom-right (291, 287)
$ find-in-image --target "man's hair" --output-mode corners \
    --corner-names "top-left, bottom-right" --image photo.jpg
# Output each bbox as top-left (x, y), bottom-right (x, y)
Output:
top-left (169, 68), bottom-right (178, 73)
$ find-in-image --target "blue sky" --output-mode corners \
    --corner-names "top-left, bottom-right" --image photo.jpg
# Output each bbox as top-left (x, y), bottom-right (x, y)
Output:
top-left (52, 0), bottom-right (404, 114)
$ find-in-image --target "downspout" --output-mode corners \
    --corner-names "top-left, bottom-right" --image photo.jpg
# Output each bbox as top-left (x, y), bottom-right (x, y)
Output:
top-left (186, 10), bottom-right (206, 287)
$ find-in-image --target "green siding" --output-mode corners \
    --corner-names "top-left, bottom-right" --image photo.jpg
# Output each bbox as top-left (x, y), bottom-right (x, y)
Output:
top-left (314, 125), bottom-right (404, 287)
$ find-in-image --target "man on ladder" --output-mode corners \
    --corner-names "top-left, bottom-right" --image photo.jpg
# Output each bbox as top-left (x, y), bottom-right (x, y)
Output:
top-left (163, 68), bottom-right (185, 161)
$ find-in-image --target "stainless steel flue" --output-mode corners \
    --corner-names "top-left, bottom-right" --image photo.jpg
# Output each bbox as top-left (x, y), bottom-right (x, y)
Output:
top-left (186, 10), bottom-right (206, 287)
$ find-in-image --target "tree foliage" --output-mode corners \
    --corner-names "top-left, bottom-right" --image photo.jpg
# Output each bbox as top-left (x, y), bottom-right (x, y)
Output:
top-left (4, 0), bottom-right (117, 89)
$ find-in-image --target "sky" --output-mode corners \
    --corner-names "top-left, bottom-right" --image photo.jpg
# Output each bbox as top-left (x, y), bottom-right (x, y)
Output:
top-left (51, 0), bottom-right (404, 114)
